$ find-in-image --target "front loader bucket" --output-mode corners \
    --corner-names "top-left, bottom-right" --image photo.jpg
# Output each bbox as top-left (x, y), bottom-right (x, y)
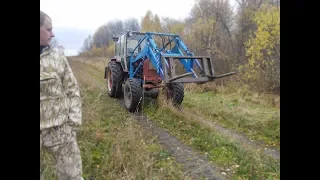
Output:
top-left (160, 55), bottom-right (236, 84)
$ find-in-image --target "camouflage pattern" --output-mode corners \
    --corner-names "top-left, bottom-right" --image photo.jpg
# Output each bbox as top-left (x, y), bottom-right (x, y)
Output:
top-left (40, 46), bottom-right (82, 130)
top-left (40, 46), bottom-right (83, 180)
top-left (40, 123), bottom-right (82, 180)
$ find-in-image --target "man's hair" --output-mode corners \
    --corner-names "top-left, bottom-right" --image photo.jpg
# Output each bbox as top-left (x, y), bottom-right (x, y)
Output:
top-left (40, 10), bottom-right (50, 27)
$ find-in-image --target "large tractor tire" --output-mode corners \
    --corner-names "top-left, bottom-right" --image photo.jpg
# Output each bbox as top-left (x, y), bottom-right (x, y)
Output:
top-left (123, 78), bottom-right (143, 112)
top-left (165, 83), bottom-right (184, 107)
top-left (107, 61), bottom-right (124, 98)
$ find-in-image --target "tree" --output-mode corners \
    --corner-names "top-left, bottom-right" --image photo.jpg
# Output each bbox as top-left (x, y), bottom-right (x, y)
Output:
top-left (141, 10), bottom-right (154, 32)
top-left (140, 10), bottom-right (163, 32)
top-left (240, 4), bottom-right (280, 90)
top-left (81, 35), bottom-right (93, 52)
top-left (124, 18), bottom-right (140, 31)
top-left (92, 20), bottom-right (124, 48)
top-left (186, 0), bottom-right (235, 73)
top-left (234, 0), bottom-right (264, 65)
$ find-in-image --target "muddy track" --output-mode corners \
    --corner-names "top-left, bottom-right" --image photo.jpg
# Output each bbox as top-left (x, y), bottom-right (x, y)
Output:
top-left (180, 109), bottom-right (280, 160)
top-left (116, 98), bottom-right (225, 180)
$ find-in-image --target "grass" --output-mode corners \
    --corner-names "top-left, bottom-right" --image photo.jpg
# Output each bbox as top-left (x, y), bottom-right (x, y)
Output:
top-left (183, 83), bottom-right (280, 149)
top-left (40, 58), bottom-right (189, 180)
top-left (40, 57), bottom-right (280, 180)
top-left (68, 56), bottom-right (107, 72)
top-left (143, 92), bottom-right (280, 180)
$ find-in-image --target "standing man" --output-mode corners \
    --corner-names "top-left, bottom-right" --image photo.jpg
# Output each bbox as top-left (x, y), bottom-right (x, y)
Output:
top-left (40, 10), bottom-right (83, 180)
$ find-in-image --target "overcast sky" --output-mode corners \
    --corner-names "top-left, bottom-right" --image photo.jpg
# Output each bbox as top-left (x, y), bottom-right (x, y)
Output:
top-left (40, 0), bottom-right (237, 56)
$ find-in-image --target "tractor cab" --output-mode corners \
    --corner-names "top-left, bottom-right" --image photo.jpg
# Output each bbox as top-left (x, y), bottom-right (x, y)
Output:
top-left (112, 31), bottom-right (146, 72)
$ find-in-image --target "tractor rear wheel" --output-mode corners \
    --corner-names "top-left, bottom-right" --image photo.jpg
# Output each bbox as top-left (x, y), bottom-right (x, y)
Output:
top-left (165, 83), bottom-right (184, 107)
top-left (107, 61), bottom-right (123, 98)
top-left (124, 78), bottom-right (143, 112)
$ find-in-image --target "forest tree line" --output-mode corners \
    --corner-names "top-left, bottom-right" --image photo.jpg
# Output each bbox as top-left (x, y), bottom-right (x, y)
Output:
top-left (79, 0), bottom-right (280, 93)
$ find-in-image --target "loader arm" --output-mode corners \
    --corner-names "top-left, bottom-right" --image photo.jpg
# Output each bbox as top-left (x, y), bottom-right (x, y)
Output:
top-left (127, 31), bottom-right (236, 84)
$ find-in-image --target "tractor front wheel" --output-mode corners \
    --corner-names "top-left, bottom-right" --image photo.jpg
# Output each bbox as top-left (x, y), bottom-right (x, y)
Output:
top-left (165, 83), bottom-right (184, 107)
top-left (107, 61), bottom-right (123, 98)
top-left (124, 78), bottom-right (143, 112)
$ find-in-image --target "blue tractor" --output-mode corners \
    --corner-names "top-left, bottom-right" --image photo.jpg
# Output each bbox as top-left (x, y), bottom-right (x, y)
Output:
top-left (104, 30), bottom-right (236, 112)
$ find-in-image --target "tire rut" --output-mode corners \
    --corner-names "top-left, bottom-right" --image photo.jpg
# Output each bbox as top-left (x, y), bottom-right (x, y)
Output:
top-left (180, 109), bottom-right (280, 161)
top-left (116, 98), bottom-right (226, 180)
